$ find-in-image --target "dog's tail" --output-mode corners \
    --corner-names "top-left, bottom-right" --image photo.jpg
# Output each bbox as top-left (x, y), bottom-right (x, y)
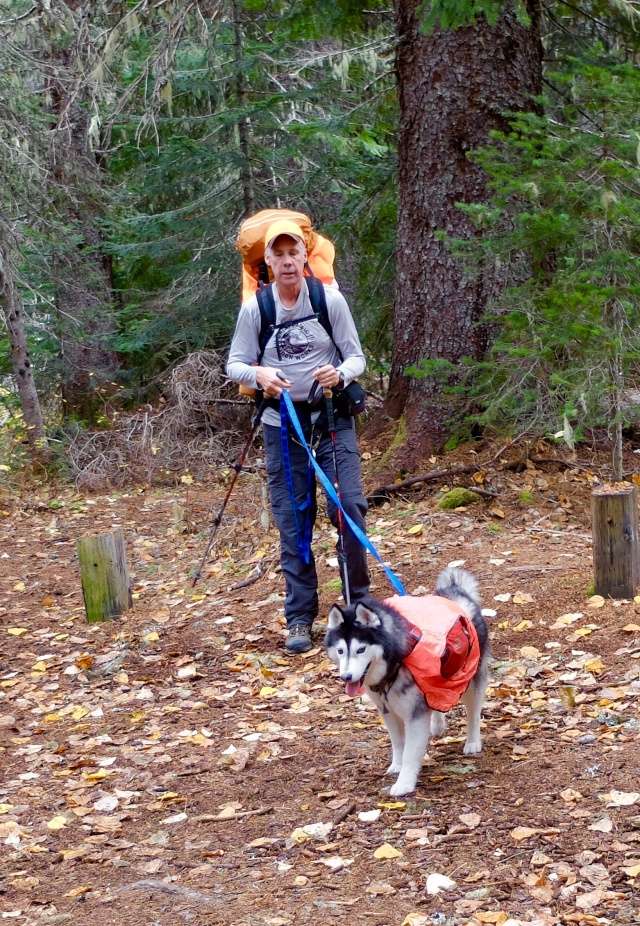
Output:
top-left (436, 567), bottom-right (481, 611)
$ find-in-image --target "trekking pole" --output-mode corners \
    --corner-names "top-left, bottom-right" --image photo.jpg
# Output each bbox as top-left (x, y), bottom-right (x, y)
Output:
top-left (191, 396), bottom-right (268, 587)
top-left (323, 387), bottom-right (351, 606)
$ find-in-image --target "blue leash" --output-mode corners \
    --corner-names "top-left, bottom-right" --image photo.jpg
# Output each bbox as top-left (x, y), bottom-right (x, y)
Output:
top-left (280, 390), bottom-right (406, 597)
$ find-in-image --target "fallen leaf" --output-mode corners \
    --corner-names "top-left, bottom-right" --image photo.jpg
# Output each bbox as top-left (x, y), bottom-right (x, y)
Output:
top-left (599, 790), bottom-right (639, 807)
top-left (407, 524), bottom-right (423, 535)
top-left (358, 809), bottom-right (381, 823)
top-left (514, 620), bottom-right (533, 632)
top-left (459, 812), bottom-right (481, 828)
top-left (587, 595), bottom-right (605, 609)
top-left (622, 862), bottom-right (640, 878)
top-left (365, 881), bottom-right (396, 895)
top-left (46, 815), bottom-right (67, 831)
top-left (510, 826), bottom-right (538, 841)
top-left (551, 612), bottom-right (583, 628)
top-left (317, 855), bottom-right (354, 871)
top-left (588, 817), bottom-right (613, 833)
top-left (474, 913), bottom-right (509, 925)
top-left (425, 872), bottom-right (456, 894)
top-left (373, 842), bottom-right (403, 859)
top-left (513, 592), bottom-right (534, 605)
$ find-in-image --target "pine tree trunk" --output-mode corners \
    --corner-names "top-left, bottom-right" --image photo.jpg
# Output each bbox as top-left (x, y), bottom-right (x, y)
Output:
top-left (0, 235), bottom-right (48, 458)
top-left (387, 0), bottom-right (543, 460)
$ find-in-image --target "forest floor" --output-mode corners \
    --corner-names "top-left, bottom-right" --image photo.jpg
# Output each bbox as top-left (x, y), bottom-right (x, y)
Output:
top-left (1, 437), bottom-right (640, 926)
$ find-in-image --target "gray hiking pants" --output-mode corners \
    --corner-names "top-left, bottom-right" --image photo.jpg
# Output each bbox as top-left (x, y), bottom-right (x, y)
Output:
top-left (263, 416), bottom-right (370, 628)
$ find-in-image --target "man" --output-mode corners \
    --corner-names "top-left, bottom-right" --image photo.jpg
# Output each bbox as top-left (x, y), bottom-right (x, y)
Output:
top-left (227, 219), bottom-right (370, 654)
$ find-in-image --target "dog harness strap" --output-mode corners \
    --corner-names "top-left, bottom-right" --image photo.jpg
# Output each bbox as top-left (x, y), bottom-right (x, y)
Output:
top-left (280, 391), bottom-right (406, 596)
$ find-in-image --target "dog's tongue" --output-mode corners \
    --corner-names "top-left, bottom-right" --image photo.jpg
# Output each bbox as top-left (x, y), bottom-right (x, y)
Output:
top-left (345, 680), bottom-right (365, 698)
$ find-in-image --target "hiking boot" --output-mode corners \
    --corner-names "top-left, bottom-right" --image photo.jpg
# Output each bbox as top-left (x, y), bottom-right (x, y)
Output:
top-left (285, 624), bottom-right (313, 654)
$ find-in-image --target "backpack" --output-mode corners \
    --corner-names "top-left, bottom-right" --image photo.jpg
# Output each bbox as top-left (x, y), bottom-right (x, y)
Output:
top-left (236, 208), bottom-right (336, 303)
top-left (235, 208), bottom-right (366, 415)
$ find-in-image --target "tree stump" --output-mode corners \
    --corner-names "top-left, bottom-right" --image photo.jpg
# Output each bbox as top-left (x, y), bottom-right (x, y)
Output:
top-left (592, 483), bottom-right (640, 599)
top-left (77, 528), bottom-right (132, 623)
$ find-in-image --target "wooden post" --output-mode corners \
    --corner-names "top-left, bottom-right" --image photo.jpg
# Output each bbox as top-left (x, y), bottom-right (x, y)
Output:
top-left (77, 529), bottom-right (132, 623)
top-left (592, 483), bottom-right (640, 599)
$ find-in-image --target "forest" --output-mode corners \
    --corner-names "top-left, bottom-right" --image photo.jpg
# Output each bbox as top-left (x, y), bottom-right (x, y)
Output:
top-left (1, 0), bottom-right (638, 480)
top-left (1, 4), bottom-right (640, 926)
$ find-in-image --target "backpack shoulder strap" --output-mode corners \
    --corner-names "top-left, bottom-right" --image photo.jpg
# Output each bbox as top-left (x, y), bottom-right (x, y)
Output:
top-left (306, 276), bottom-right (343, 363)
top-left (256, 284), bottom-right (276, 365)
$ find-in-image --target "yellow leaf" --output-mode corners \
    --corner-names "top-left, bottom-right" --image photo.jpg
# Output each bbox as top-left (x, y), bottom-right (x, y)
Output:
top-left (571, 627), bottom-right (593, 638)
top-left (44, 713), bottom-right (62, 723)
top-left (7, 627), bottom-right (28, 636)
top-left (65, 885), bottom-right (92, 898)
top-left (71, 706), bottom-right (89, 721)
top-left (514, 620), bottom-right (533, 632)
top-left (143, 631), bottom-right (160, 643)
top-left (41, 595), bottom-right (56, 608)
top-left (31, 661), bottom-right (48, 672)
top-left (373, 842), bottom-right (402, 859)
top-left (513, 592), bottom-right (533, 605)
top-left (377, 801), bottom-right (406, 810)
top-left (82, 769), bottom-right (110, 783)
top-left (46, 815), bottom-right (67, 831)
top-left (622, 623), bottom-right (640, 633)
top-left (0, 804), bottom-right (14, 814)
top-left (475, 913), bottom-right (508, 925)
top-left (158, 792), bottom-right (181, 802)
top-left (259, 686), bottom-right (278, 698)
top-left (407, 524), bottom-right (423, 535)
top-left (129, 710), bottom-right (146, 722)
top-left (13, 581), bottom-right (26, 592)
top-left (584, 657), bottom-right (605, 675)
top-left (180, 474), bottom-right (194, 485)
top-left (401, 915), bottom-right (430, 926)
top-left (623, 862), bottom-right (640, 878)
top-left (587, 595), bottom-right (606, 609)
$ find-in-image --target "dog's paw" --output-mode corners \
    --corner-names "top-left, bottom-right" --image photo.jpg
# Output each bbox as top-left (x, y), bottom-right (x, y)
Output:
top-left (385, 763), bottom-right (401, 776)
top-left (463, 738), bottom-right (482, 755)
top-left (430, 712), bottom-right (447, 738)
top-left (389, 779), bottom-right (415, 797)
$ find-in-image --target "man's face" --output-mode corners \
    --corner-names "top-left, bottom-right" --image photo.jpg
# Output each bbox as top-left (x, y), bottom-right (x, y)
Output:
top-left (265, 235), bottom-right (306, 288)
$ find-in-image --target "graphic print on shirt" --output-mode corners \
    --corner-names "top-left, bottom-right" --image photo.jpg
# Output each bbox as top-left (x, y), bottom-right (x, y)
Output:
top-left (275, 320), bottom-right (315, 361)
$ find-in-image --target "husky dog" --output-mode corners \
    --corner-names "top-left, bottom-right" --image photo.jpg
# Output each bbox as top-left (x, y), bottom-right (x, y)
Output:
top-left (325, 568), bottom-right (490, 796)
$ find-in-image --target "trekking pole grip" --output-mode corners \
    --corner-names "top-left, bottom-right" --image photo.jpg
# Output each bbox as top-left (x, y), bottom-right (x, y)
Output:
top-left (323, 388), bottom-right (336, 434)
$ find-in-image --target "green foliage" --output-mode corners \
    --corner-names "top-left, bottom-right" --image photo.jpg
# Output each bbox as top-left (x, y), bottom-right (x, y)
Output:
top-left (441, 51), bottom-right (640, 440)
top-left (419, 0), bottom-right (530, 32)
top-left (437, 486), bottom-right (482, 508)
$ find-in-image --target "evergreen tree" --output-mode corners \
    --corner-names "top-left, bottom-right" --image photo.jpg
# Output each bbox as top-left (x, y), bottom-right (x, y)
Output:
top-left (385, 0), bottom-right (543, 460)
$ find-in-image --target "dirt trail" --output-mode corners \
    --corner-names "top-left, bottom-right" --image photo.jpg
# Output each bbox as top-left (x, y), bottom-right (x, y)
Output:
top-left (1, 452), bottom-right (639, 926)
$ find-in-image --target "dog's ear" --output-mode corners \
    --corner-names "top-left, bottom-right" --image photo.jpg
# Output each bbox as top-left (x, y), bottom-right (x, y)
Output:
top-left (355, 602), bottom-right (381, 628)
top-left (327, 605), bottom-right (344, 630)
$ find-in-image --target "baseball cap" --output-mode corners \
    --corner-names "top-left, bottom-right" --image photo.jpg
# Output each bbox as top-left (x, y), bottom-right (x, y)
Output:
top-left (264, 219), bottom-right (306, 249)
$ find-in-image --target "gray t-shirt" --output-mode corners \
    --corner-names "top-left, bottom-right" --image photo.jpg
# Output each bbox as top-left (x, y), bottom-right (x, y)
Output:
top-left (226, 281), bottom-right (366, 427)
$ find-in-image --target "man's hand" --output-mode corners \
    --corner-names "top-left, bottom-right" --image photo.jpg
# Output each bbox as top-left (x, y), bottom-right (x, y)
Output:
top-left (312, 365), bottom-right (341, 389)
top-left (255, 367), bottom-right (291, 397)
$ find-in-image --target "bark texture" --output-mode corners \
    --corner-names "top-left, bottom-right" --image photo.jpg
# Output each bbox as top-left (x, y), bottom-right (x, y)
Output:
top-left (388, 0), bottom-right (543, 460)
top-left (0, 236), bottom-right (48, 456)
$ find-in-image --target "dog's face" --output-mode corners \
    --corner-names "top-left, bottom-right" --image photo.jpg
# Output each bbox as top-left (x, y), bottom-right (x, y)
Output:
top-left (325, 602), bottom-right (385, 695)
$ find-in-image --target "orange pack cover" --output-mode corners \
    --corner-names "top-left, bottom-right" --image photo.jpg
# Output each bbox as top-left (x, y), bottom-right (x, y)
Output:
top-left (384, 594), bottom-right (480, 713)
top-left (236, 208), bottom-right (336, 302)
